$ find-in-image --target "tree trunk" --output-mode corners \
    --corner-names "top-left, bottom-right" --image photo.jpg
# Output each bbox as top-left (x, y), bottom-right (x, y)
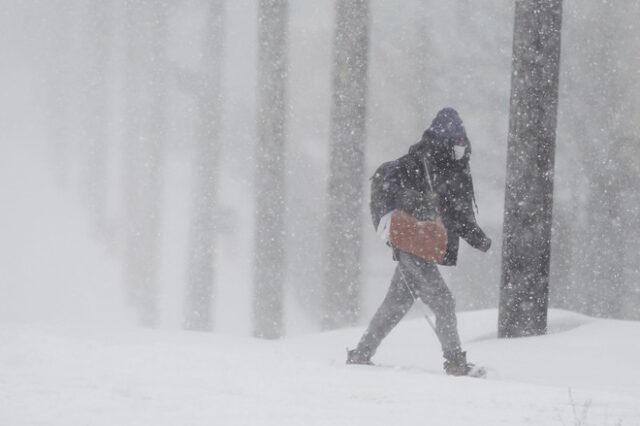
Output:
top-left (498, 0), bottom-right (563, 338)
top-left (82, 0), bottom-right (111, 239)
top-left (412, 0), bottom-right (432, 124)
top-left (184, 0), bottom-right (225, 332)
top-left (45, 1), bottom-right (74, 187)
top-left (322, 0), bottom-right (370, 330)
top-left (253, 0), bottom-right (288, 339)
top-left (583, 150), bottom-right (626, 318)
top-left (123, 1), bottom-right (167, 327)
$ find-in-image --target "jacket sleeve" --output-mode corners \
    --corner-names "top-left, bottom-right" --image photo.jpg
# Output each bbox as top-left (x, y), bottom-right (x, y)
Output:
top-left (442, 168), bottom-right (491, 252)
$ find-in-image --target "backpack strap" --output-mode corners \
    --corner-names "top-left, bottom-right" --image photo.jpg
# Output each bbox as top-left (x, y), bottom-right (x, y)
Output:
top-left (422, 157), bottom-right (435, 193)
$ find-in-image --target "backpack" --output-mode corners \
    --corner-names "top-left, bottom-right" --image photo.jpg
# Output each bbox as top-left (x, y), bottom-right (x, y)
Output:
top-left (369, 159), bottom-right (405, 230)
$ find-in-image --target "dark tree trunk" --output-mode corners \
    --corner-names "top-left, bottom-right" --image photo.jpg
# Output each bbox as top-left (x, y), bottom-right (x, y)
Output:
top-left (322, 0), bottom-right (370, 330)
top-left (184, 0), bottom-right (225, 332)
top-left (253, 0), bottom-right (288, 339)
top-left (499, 0), bottom-right (563, 338)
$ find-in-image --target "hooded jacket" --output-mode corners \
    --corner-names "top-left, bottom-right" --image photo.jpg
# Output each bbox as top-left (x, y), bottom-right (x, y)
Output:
top-left (377, 108), bottom-right (490, 265)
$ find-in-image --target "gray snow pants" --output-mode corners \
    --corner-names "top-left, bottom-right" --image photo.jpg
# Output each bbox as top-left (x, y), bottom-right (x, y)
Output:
top-left (355, 250), bottom-right (462, 358)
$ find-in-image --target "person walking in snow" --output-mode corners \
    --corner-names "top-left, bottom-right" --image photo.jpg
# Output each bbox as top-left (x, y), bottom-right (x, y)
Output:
top-left (347, 108), bottom-right (492, 376)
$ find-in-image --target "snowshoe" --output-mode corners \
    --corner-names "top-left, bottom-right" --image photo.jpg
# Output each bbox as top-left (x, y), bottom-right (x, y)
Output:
top-left (443, 350), bottom-right (486, 378)
top-left (346, 348), bottom-right (374, 366)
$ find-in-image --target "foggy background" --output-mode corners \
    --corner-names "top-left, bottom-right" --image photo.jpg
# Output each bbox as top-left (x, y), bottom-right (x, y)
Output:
top-left (1, 0), bottom-right (639, 336)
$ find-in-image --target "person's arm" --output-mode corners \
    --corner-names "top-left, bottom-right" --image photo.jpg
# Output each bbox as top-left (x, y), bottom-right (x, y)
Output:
top-left (445, 170), bottom-right (491, 252)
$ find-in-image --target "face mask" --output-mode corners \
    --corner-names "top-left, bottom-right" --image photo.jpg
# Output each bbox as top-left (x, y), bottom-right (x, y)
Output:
top-left (453, 145), bottom-right (467, 161)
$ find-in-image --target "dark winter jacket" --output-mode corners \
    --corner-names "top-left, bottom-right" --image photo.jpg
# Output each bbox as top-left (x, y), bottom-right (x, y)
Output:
top-left (413, 131), bottom-right (490, 265)
top-left (374, 112), bottom-right (490, 266)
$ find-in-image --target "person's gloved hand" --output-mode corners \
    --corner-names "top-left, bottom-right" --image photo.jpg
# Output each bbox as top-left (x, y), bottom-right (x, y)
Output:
top-left (477, 236), bottom-right (492, 252)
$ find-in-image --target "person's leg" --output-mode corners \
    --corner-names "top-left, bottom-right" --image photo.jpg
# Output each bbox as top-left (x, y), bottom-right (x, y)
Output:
top-left (395, 252), bottom-right (478, 375)
top-left (349, 264), bottom-right (415, 362)
top-left (395, 251), bottom-right (461, 355)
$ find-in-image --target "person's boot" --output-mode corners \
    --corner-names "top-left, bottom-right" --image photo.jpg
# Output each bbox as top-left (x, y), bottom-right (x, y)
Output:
top-left (443, 350), bottom-right (485, 377)
top-left (346, 348), bottom-right (374, 365)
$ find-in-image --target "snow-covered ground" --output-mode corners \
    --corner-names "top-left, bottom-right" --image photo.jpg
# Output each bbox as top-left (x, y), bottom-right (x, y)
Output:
top-left (1, 309), bottom-right (639, 426)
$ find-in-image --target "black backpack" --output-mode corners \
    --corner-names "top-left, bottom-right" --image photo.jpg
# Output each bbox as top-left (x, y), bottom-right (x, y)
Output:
top-left (369, 159), bottom-right (406, 230)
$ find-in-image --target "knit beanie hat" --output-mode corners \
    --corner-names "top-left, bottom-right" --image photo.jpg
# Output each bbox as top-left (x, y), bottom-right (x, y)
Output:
top-left (427, 108), bottom-right (467, 140)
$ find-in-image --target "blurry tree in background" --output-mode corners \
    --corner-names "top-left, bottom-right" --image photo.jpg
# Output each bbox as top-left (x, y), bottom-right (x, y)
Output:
top-left (183, 0), bottom-right (225, 332)
top-left (253, 0), bottom-right (288, 339)
top-left (566, 0), bottom-right (624, 319)
top-left (123, 1), bottom-right (168, 327)
top-left (551, 0), bottom-right (640, 320)
top-left (45, 1), bottom-right (75, 188)
top-left (80, 0), bottom-right (112, 239)
top-left (322, 0), bottom-right (370, 330)
top-left (499, 0), bottom-right (563, 338)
